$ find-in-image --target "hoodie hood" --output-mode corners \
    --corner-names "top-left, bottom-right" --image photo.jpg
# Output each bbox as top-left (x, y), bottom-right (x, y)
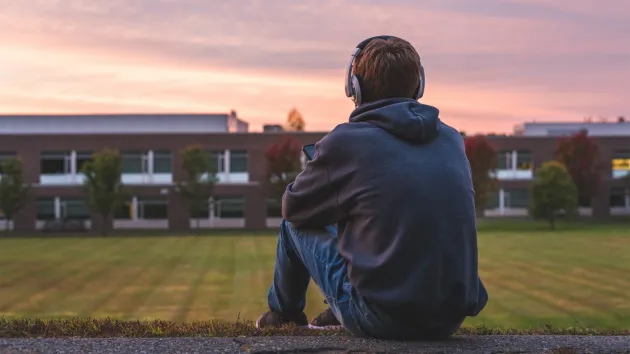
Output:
top-left (349, 98), bottom-right (440, 144)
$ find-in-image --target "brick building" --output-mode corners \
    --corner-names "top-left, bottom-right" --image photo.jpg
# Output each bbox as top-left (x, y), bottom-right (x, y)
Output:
top-left (0, 114), bottom-right (628, 232)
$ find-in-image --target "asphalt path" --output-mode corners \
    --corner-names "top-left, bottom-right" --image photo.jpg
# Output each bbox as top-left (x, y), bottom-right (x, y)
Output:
top-left (1, 335), bottom-right (629, 353)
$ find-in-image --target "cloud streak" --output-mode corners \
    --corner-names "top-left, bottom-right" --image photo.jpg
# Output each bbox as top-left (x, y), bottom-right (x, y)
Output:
top-left (1, 0), bottom-right (628, 133)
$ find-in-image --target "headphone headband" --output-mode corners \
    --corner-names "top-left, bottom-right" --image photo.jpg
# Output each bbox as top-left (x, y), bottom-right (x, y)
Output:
top-left (344, 35), bottom-right (425, 107)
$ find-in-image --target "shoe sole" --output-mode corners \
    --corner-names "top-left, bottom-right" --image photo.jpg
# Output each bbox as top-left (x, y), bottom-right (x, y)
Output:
top-left (255, 319), bottom-right (310, 330)
top-left (307, 324), bottom-right (345, 331)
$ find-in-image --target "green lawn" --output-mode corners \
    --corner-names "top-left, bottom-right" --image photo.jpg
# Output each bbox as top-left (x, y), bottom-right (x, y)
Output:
top-left (0, 225), bottom-right (628, 329)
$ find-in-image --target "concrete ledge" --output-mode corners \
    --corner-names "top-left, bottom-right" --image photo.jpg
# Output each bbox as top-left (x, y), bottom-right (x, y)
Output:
top-left (1, 335), bottom-right (629, 353)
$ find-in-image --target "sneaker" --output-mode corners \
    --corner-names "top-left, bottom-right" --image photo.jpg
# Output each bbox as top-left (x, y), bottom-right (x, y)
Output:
top-left (255, 311), bottom-right (308, 329)
top-left (308, 307), bottom-right (344, 330)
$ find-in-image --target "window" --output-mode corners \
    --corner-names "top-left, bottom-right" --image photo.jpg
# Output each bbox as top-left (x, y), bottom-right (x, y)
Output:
top-left (153, 150), bottom-right (172, 173)
top-left (484, 191), bottom-right (499, 209)
top-left (229, 150), bottom-right (248, 173)
top-left (267, 198), bottom-right (282, 217)
top-left (60, 198), bottom-right (90, 220)
top-left (610, 188), bottom-right (628, 207)
top-left (497, 151), bottom-right (512, 170)
top-left (214, 197), bottom-right (244, 218)
top-left (41, 151), bottom-right (71, 174)
top-left (515, 150), bottom-right (532, 170)
top-left (612, 151), bottom-right (630, 170)
top-left (0, 152), bottom-right (17, 174)
top-left (36, 198), bottom-right (56, 220)
top-left (121, 151), bottom-right (148, 173)
top-left (190, 199), bottom-right (210, 219)
top-left (137, 197), bottom-right (168, 219)
top-left (209, 151), bottom-right (226, 173)
top-left (578, 195), bottom-right (591, 207)
top-left (504, 189), bottom-right (529, 208)
top-left (113, 201), bottom-right (133, 220)
top-left (75, 151), bottom-right (93, 173)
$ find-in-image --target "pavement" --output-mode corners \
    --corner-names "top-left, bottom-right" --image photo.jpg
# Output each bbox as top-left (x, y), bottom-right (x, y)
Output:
top-left (0, 336), bottom-right (629, 353)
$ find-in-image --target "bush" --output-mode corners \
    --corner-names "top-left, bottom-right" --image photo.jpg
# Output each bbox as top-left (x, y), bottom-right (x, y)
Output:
top-left (529, 161), bottom-right (578, 229)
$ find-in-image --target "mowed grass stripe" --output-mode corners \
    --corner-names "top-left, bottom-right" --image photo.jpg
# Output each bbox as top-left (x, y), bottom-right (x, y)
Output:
top-left (568, 267), bottom-right (630, 292)
top-left (0, 239), bottom-right (94, 290)
top-left (211, 236), bottom-right (239, 321)
top-left (185, 236), bottom-right (236, 321)
top-left (0, 238), bottom-right (63, 276)
top-left (173, 236), bottom-right (220, 322)
top-left (0, 238), bottom-right (134, 314)
top-left (120, 237), bottom-right (199, 320)
top-left (11, 239), bottom-right (147, 317)
top-left (77, 236), bottom-right (184, 318)
top-left (484, 269), bottom-right (595, 315)
top-left (506, 260), bottom-right (630, 303)
top-left (491, 264), bottom-right (622, 315)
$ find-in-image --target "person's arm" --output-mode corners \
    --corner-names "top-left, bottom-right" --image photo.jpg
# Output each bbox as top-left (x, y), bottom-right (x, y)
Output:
top-left (282, 134), bottom-right (352, 228)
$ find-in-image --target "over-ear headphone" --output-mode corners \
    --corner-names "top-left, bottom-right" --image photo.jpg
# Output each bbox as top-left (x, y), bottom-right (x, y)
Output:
top-left (344, 35), bottom-right (425, 107)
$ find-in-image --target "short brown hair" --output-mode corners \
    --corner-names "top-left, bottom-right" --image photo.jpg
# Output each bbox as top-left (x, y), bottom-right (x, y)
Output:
top-left (353, 37), bottom-right (421, 103)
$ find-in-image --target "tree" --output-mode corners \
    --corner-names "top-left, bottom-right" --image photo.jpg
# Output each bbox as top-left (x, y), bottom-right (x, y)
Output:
top-left (0, 158), bottom-right (30, 231)
top-left (554, 131), bottom-right (603, 207)
top-left (285, 108), bottom-right (306, 132)
top-left (177, 145), bottom-right (217, 233)
top-left (265, 136), bottom-right (303, 203)
top-left (530, 161), bottom-right (578, 229)
top-left (464, 135), bottom-right (498, 215)
top-left (82, 148), bottom-right (127, 236)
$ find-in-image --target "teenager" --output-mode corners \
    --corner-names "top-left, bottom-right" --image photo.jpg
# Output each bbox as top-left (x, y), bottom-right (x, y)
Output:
top-left (255, 35), bottom-right (488, 340)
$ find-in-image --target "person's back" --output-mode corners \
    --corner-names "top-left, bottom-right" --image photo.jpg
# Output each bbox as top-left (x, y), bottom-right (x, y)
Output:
top-left (256, 35), bottom-right (487, 340)
top-left (328, 100), bottom-right (487, 326)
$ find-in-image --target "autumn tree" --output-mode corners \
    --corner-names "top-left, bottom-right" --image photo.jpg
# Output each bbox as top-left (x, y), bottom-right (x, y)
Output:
top-left (285, 108), bottom-right (306, 132)
top-left (0, 158), bottom-right (30, 231)
top-left (554, 131), bottom-right (603, 207)
top-left (464, 135), bottom-right (498, 215)
top-left (530, 161), bottom-right (578, 229)
top-left (265, 136), bottom-right (303, 203)
top-left (82, 149), bottom-right (128, 236)
top-left (177, 145), bottom-right (217, 233)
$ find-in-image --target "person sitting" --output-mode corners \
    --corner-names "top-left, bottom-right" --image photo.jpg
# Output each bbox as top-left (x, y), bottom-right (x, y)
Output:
top-left (255, 35), bottom-right (488, 340)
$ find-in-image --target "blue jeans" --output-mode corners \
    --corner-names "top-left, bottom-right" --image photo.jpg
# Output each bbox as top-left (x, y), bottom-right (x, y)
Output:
top-left (267, 220), bottom-right (463, 339)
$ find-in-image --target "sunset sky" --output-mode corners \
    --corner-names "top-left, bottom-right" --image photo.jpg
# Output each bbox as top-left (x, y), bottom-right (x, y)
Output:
top-left (1, 0), bottom-right (628, 133)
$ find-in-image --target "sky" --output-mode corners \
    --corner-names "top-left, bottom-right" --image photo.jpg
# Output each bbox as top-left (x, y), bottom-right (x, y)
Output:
top-left (1, 0), bottom-right (629, 133)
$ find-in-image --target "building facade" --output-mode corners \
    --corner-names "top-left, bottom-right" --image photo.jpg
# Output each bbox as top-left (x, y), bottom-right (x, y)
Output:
top-left (0, 114), bottom-right (628, 232)
top-left (514, 119), bottom-right (630, 137)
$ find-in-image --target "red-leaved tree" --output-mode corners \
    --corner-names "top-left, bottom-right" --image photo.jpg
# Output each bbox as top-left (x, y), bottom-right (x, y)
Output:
top-left (464, 135), bottom-right (498, 214)
top-left (554, 131), bottom-right (603, 206)
top-left (265, 136), bottom-right (303, 202)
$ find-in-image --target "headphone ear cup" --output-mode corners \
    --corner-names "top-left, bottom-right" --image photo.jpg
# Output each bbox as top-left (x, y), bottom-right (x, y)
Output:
top-left (351, 75), bottom-right (362, 106)
top-left (416, 66), bottom-right (425, 99)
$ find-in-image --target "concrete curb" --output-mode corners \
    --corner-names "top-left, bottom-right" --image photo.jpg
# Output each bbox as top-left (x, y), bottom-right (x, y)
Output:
top-left (1, 335), bottom-right (629, 353)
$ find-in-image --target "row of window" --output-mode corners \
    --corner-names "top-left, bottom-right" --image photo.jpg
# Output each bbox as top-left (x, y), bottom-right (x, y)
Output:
top-left (19, 190), bottom-right (630, 221)
top-left (2, 150), bottom-right (629, 175)
top-left (495, 150), bottom-right (630, 171)
top-left (485, 188), bottom-right (630, 209)
top-left (1, 150), bottom-right (249, 175)
top-left (34, 196), bottom-right (248, 220)
top-left (31, 197), bottom-right (289, 220)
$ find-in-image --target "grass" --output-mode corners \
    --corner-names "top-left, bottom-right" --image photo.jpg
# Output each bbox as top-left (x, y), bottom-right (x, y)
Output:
top-left (0, 221), bottom-right (628, 337)
top-left (1, 317), bottom-right (628, 338)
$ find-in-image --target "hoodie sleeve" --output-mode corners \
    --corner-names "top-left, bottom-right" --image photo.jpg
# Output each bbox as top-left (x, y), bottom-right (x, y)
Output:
top-left (282, 133), bottom-right (352, 228)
